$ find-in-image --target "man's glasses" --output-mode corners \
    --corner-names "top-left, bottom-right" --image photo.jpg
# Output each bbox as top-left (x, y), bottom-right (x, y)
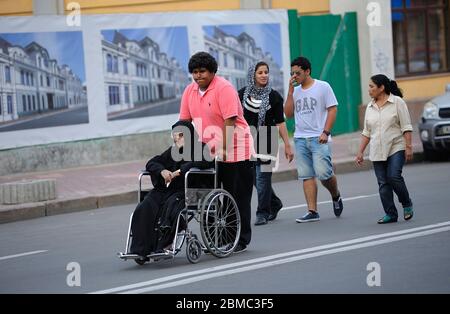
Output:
top-left (290, 71), bottom-right (303, 76)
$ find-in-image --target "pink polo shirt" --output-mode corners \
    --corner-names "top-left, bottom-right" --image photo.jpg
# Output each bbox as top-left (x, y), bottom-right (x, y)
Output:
top-left (179, 75), bottom-right (254, 162)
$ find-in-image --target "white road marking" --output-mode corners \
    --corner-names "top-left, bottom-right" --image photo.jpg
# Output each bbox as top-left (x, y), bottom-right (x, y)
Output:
top-left (281, 193), bottom-right (379, 211)
top-left (123, 225), bottom-right (450, 294)
top-left (91, 221), bottom-right (450, 294)
top-left (0, 250), bottom-right (48, 261)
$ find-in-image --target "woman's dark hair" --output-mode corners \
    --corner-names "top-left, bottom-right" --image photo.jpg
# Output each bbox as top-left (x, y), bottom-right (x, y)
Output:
top-left (188, 52), bottom-right (218, 74)
top-left (370, 74), bottom-right (403, 98)
top-left (254, 61), bottom-right (269, 73)
top-left (291, 56), bottom-right (311, 75)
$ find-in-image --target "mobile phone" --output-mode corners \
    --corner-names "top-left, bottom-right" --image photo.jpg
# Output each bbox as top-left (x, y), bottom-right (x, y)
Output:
top-left (292, 79), bottom-right (299, 87)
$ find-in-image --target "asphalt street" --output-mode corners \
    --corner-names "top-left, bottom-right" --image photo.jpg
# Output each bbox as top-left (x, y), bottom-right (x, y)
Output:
top-left (0, 161), bottom-right (449, 294)
top-left (0, 106), bottom-right (89, 132)
top-left (108, 98), bottom-right (181, 120)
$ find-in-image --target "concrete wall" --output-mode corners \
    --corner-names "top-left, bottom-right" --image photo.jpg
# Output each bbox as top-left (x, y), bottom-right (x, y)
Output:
top-left (330, 0), bottom-right (395, 104)
top-left (0, 131), bottom-right (171, 176)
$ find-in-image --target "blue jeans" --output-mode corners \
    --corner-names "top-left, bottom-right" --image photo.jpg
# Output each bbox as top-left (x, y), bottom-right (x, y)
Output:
top-left (255, 164), bottom-right (282, 219)
top-left (294, 137), bottom-right (334, 180)
top-left (372, 150), bottom-right (412, 218)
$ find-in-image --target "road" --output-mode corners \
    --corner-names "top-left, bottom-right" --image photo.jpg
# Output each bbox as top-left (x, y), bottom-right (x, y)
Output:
top-left (0, 106), bottom-right (89, 132)
top-left (108, 98), bottom-right (181, 120)
top-left (0, 161), bottom-right (449, 295)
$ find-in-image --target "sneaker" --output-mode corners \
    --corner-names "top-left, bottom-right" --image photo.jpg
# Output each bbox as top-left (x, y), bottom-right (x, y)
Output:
top-left (254, 216), bottom-right (268, 226)
top-left (233, 243), bottom-right (247, 254)
top-left (377, 215), bottom-right (398, 224)
top-left (296, 211), bottom-right (320, 223)
top-left (333, 195), bottom-right (343, 217)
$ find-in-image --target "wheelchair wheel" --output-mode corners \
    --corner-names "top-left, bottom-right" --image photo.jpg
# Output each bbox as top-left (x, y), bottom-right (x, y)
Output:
top-left (134, 256), bottom-right (148, 266)
top-left (186, 237), bottom-right (202, 264)
top-left (200, 189), bottom-right (240, 258)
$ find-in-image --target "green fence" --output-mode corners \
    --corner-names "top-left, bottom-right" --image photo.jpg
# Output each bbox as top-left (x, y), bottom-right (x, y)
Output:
top-left (287, 10), bottom-right (362, 135)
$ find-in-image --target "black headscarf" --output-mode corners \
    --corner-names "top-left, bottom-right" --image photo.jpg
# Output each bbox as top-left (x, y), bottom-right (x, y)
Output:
top-left (171, 120), bottom-right (200, 162)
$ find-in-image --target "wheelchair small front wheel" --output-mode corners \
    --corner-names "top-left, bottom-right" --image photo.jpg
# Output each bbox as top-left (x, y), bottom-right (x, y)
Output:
top-left (186, 238), bottom-right (202, 264)
top-left (134, 256), bottom-right (148, 266)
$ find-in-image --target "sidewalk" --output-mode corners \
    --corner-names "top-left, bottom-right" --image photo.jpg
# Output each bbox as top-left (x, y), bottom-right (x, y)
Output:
top-left (0, 128), bottom-right (423, 224)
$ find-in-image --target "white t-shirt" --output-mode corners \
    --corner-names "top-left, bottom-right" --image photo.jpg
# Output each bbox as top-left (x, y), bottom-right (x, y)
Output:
top-left (293, 79), bottom-right (338, 138)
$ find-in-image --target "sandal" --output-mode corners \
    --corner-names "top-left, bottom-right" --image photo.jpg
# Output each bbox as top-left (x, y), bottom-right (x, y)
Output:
top-left (377, 215), bottom-right (398, 224)
top-left (403, 206), bottom-right (414, 221)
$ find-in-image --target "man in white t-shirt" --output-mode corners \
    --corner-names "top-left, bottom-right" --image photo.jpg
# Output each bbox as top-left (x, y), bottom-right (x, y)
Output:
top-left (284, 56), bottom-right (343, 223)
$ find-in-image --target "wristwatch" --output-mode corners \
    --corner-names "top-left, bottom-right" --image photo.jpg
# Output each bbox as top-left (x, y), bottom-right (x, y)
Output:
top-left (323, 130), bottom-right (331, 136)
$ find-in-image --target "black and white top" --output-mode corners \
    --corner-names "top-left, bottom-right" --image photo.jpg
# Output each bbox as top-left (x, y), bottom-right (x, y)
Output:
top-left (238, 88), bottom-right (284, 163)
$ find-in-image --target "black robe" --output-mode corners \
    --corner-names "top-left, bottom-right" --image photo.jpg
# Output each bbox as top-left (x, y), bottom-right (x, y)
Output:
top-left (130, 143), bottom-right (213, 256)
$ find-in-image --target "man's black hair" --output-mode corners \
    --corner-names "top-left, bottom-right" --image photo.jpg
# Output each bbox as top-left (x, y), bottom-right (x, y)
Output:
top-left (291, 56), bottom-right (312, 75)
top-left (188, 51), bottom-right (218, 74)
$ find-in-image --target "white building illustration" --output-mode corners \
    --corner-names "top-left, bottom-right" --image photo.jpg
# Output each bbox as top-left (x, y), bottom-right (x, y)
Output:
top-left (102, 31), bottom-right (189, 115)
top-left (0, 37), bottom-right (87, 123)
top-left (204, 27), bottom-right (284, 94)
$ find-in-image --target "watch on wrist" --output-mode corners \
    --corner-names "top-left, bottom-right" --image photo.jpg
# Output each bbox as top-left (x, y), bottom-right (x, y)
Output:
top-left (323, 130), bottom-right (331, 136)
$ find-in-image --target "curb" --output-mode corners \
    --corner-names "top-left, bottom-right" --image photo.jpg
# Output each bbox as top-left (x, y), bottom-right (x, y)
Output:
top-left (0, 151), bottom-right (425, 224)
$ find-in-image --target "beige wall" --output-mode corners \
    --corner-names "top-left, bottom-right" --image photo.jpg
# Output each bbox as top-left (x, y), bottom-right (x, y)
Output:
top-left (0, 0), bottom-right (330, 16)
top-left (0, 0), bottom-right (32, 15)
top-left (63, 0), bottom-right (240, 14)
top-left (398, 74), bottom-right (450, 101)
top-left (272, 0), bottom-right (329, 14)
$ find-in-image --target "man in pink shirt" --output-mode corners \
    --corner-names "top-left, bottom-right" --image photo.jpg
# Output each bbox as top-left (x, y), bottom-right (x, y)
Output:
top-left (179, 52), bottom-right (254, 253)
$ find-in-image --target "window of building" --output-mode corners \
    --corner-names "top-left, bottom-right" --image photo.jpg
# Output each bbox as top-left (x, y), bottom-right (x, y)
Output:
top-left (22, 95), bottom-right (26, 111)
top-left (113, 56), bottom-right (119, 73)
top-left (5, 66), bottom-right (11, 83)
top-left (124, 86), bottom-right (130, 104)
top-left (108, 85), bottom-right (120, 105)
top-left (236, 56), bottom-right (245, 70)
top-left (32, 96), bottom-right (36, 110)
top-left (46, 76), bottom-right (50, 87)
top-left (20, 70), bottom-right (25, 85)
top-left (7, 95), bottom-right (13, 114)
top-left (123, 59), bottom-right (128, 75)
top-left (107, 54), bottom-right (113, 72)
top-left (223, 53), bottom-right (228, 67)
top-left (0, 96), bottom-right (2, 115)
top-left (392, 0), bottom-right (449, 76)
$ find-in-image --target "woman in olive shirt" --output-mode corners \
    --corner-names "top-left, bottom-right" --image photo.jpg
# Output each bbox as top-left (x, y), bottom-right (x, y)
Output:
top-left (355, 74), bottom-right (414, 224)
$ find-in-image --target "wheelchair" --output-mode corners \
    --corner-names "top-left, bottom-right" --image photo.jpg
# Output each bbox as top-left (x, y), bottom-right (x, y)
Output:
top-left (118, 159), bottom-right (241, 265)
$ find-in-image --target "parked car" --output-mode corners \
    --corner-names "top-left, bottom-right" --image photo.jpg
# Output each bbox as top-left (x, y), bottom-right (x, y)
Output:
top-left (418, 84), bottom-right (450, 160)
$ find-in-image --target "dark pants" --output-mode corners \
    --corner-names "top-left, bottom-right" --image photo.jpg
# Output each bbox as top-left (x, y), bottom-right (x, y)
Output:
top-left (219, 160), bottom-right (254, 246)
top-left (372, 150), bottom-right (412, 218)
top-left (130, 189), bottom-right (184, 256)
top-left (255, 163), bottom-right (283, 219)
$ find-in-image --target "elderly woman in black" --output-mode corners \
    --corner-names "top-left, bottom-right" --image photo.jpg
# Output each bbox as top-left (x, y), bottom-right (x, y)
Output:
top-left (130, 120), bottom-right (213, 258)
